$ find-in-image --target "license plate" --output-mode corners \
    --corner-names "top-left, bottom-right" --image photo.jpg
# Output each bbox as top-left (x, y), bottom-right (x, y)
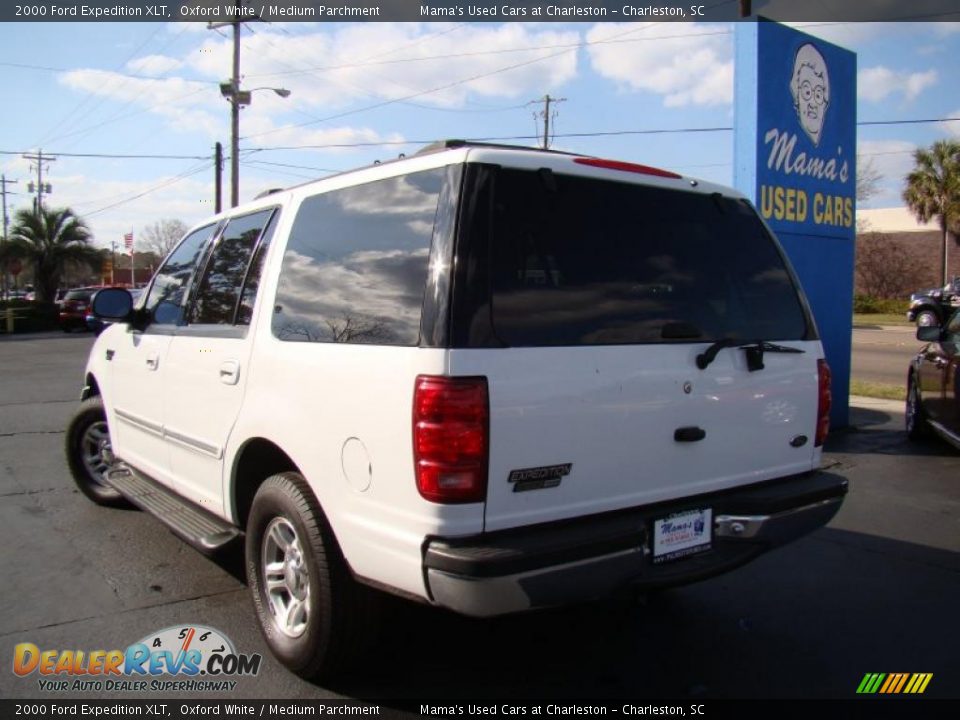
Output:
top-left (652, 508), bottom-right (712, 564)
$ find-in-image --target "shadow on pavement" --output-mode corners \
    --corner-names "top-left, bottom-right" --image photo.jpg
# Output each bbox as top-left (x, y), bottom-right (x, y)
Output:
top-left (311, 528), bottom-right (958, 701)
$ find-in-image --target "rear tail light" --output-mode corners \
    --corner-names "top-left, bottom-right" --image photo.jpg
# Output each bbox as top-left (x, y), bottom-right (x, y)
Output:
top-left (815, 359), bottom-right (832, 447)
top-left (413, 375), bottom-right (488, 504)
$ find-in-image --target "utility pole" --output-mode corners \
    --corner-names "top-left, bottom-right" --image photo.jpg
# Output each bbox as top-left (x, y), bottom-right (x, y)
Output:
top-left (215, 141), bottom-right (224, 213)
top-left (530, 95), bottom-right (566, 150)
top-left (1, 175), bottom-right (18, 299)
top-left (230, 14), bottom-right (241, 208)
top-left (22, 150), bottom-right (56, 212)
top-left (211, 5), bottom-right (289, 208)
top-left (211, 5), bottom-right (243, 208)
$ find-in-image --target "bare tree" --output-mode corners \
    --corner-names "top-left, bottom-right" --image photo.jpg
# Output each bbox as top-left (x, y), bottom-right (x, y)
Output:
top-left (326, 313), bottom-right (393, 344)
top-left (857, 155), bottom-right (882, 204)
top-left (855, 232), bottom-right (927, 298)
top-left (855, 155), bottom-right (884, 232)
top-left (142, 219), bottom-right (188, 259)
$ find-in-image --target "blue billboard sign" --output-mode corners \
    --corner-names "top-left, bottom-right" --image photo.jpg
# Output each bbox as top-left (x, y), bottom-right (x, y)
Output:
top-left (735, 20), bottom-right (857, 428)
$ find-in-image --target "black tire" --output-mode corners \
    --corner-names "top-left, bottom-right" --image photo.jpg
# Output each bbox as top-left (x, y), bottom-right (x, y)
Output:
top-left (916, 309), bottom-right (939, 328)
top-left (906, 374), bottom-right (931, 441)
top-left (65, 396), bottom-right (127, 507)
top-left (246, 472), bottom-right (374, 680)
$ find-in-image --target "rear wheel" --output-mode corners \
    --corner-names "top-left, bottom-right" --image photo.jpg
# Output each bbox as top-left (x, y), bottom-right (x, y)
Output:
top-left (906, 374), bottom-right (930, 440)
top-left (65, 396), bottom-right (127, 506)
top-left (246, 472), bottom-right (373, 679)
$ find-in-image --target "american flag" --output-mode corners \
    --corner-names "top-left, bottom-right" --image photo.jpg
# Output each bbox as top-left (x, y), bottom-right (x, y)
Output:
top-left (123, 232), bottom-right (133, 251)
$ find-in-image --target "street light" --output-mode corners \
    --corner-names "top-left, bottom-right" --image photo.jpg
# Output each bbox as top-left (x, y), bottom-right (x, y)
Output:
top-left (219, 82), bottom-right (291, 207)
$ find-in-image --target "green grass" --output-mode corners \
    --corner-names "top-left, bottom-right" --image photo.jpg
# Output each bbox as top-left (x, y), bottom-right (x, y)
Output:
top-left (849, 379), bottom-right (906, 402)
top-left (853, 313), bottom-right (911, 327)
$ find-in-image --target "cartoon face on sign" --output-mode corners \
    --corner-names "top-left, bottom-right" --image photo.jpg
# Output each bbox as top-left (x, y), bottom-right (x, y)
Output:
top-left (790, 43), bottom-right (830, 146)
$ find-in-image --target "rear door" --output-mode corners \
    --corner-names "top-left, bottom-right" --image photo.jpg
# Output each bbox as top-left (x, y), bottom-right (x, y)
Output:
top-left (448, 165), bottom-right (822, 532)
top-left (162, 209), bottom-right (278, 513)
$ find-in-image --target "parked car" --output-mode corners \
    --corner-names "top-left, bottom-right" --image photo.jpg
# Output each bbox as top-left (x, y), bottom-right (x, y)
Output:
top-left (66, 141), bottom-right (847, 679)
top-left (58, 287), bottom-right (102, 332)
top-left (907, 277), bottom-right (960, 327)
top-left (85, 288), bottom-right (142, 335)
top-left (906, 308), bottom-right (960, 446)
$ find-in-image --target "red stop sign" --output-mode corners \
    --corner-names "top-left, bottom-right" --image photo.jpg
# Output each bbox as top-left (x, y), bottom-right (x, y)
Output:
top-left (8, 259), bottom-right (22, 277)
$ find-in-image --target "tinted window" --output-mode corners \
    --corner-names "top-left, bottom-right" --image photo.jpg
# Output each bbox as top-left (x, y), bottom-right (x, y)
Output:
top-left (471, 168), bottom-right (809, 347)
top-left (144, 224), bottom-right (217, 326)
top-left (191, 210), bottom-right (274, 325)
top-left (272, 168), bottom-right (444, 345)
top-left (945, 311), bottom-right (960, 343)
top-left (237, 212), bottom-right (279, 326)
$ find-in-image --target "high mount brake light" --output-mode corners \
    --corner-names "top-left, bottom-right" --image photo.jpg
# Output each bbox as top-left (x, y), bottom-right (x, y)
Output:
top-left (573, 157), bottom-right (682, 179)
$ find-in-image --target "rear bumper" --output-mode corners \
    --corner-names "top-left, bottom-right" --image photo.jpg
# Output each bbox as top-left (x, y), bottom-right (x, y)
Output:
top-left (423, 471), bottom-right (847, 617)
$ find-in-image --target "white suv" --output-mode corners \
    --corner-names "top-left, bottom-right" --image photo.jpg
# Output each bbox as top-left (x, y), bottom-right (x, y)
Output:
top-left (67, 141), bottom-right (846, 679)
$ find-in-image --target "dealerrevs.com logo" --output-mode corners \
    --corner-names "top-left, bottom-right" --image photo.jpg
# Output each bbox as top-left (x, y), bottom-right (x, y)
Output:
top-left (13, 625), bottom-right (262, 693)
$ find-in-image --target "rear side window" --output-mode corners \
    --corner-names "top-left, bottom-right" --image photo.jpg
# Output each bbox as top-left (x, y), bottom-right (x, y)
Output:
top-left (464, 167), bottom-right (810, 347)
top-left (144, 224), bottom-right (217, 326)
top-left (190, 209), bottom-right (276, 326)
top-left (272, 168), bottom-right (444, 345)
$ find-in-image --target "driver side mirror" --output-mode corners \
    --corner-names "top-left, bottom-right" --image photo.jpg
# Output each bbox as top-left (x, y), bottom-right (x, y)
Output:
top-left (92, 288), bottom-right (133, 321)
top-left (917, 325), bottom-right (941, 342)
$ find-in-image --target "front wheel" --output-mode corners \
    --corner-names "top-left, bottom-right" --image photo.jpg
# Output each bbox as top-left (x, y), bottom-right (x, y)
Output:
top-left (916, 309), bottom-right (939, 328)
top-left (906, 375), bottom-right (931, 441)
top-left (246, 472), bottom-right (373, 680)
top-left (65, 396), bottom-right (127, 506)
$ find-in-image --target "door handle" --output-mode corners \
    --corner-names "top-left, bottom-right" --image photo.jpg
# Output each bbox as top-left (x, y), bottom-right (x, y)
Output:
top-left (219, 360), bottom-right (240, 385)
top-left (145, 353), bottom-right (159, 371)
top-left (674, 426), bottom-right (706, 442)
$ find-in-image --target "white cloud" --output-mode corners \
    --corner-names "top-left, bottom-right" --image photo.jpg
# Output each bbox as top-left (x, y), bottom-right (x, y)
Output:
top-left (585, 23), bottom-right (733, 107)
top-left (126, 54), bottom-right (184, 76)
top-left (930, 22), bottom-right (960, 37)
top-left (858, 66), bottom-right (937, 103)
top-left (857, 139), bottom-right (917, 208)
top-left (784, 22), bottom-right (890, 48)
top-left (941, 110), bottom-right (960, 138)
top-left (190, 23), bottom-right (580, 110)
top-left (37, 170), bottom-right (215, 251)
top-left (240, 120), bottom-right (405, 153)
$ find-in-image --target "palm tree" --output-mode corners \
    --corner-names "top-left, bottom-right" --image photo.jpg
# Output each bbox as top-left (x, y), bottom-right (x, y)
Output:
top-left (8, 206), bottom-right (101, 303)
top-left (903, 140), bottom-right (960, 286)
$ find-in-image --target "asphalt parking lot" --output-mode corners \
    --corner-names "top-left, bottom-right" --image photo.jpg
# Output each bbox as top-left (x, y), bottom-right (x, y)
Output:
top-left (0, 332), bottom-right (957, 703)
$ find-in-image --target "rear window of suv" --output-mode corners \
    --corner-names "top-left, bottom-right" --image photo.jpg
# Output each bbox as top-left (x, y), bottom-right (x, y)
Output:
top-left (457, 166), bottom-right (811, 347)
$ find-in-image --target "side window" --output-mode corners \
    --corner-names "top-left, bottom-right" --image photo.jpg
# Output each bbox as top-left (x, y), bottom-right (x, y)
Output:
top-left (945, 312), bottom-right (960, 342)
top-left (190, 209), bottom-right (275, 326)
top-left (237, 212), bottom-right (279, 326)
top-left (144, 224), bottom-right (217, 326)
top-left (272, 168), bottom-right (444, 345)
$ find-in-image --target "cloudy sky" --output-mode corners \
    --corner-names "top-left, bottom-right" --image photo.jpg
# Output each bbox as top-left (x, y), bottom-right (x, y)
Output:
top-left (1, 20), bottom-right (958, 249)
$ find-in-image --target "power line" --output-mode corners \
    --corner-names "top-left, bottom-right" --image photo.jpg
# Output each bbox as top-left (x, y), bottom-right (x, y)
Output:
top-left (81, 161), bottom-right (214, 218)
top-left (3, 116), bottom-right (955, 163)
top-left (0, 150), bottom-right (212, 160)
top-left (32, 24), bottom-right (168, 149)
top-left (242, 115), bottom-right (960, 152)
top-left (243, 28), bottom-right (734, 80)
top-left (242, 23), bottom-right (658, 141)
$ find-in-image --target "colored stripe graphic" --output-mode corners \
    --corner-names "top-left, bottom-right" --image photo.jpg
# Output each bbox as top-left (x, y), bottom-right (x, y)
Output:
top-left (857, 673), bottom-right (932, 694)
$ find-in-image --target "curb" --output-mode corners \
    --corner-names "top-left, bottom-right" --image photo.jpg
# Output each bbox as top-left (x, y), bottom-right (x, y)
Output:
top-left (849, 395), bottom-right (904, 414)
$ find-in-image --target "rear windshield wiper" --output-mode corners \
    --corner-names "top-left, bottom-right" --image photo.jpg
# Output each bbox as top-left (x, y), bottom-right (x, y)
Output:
top-left (696, 339), bottom-right (805, 371)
